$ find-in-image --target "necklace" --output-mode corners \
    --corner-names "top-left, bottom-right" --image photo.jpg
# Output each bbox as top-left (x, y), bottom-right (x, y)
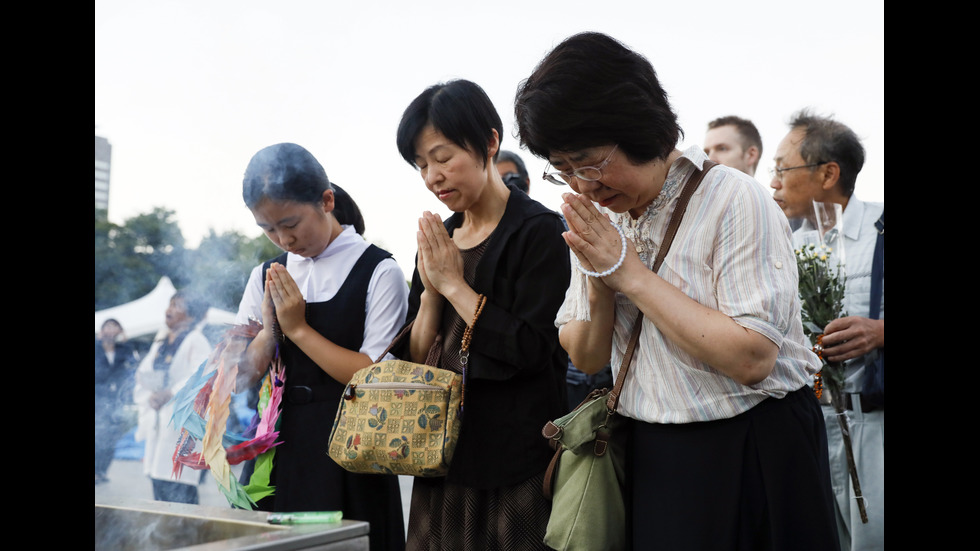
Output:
top-left (617, 163), bottom-right (686, 265)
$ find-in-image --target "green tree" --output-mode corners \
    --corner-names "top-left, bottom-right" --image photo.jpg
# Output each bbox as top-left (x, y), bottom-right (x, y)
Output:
top-left (126, 207), bottom-right (188, 287)
top-left (96, 206), bottom-right (284, 316)
top-left (94, 207), bottom-right (187, 310)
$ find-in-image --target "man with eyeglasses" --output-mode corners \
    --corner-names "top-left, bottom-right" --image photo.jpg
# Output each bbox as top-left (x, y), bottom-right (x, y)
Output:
top-left (772, 108), bottom-right (884, 551)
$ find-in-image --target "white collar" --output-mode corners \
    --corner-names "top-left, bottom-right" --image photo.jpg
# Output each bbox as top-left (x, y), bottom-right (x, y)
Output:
top-left (285, 225), bottom-right (360, 264)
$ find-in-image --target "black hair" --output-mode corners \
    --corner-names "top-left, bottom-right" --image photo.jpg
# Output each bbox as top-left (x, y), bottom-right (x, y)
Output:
top-left (789, 109), bottom-right (866, 197)
top-left (396, 79), bottom-right (503, 168)
top-left (515, 32), bottom-right (682, 164)
top-left (243, 143), bottom-right (331, 207)
top-left (101, 318), bottom-right (122, 331)
top-left (330, 182), bottom-right (365, 235)
top-left (242, 142), bottom-right (365, 234)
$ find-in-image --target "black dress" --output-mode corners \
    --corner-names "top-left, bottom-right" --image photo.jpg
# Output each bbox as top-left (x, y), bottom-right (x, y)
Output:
top-left (254, 245), bottom-right (406, 551)
top-left (394, 186), bottom-right (571, 550)
top-left (407, 233), bottom-right (553, 551)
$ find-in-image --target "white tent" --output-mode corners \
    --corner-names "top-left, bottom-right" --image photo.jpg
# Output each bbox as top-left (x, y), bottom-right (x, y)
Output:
top-left (94, 276), bottom-right (238, 339)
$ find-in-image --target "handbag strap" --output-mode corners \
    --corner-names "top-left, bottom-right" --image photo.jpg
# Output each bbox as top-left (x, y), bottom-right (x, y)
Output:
top-left (373, 320), bottom-right (443, 367)
top-left (868, 210), bottom-right (884, 320)
top-left (604, 159), bottom-right (717, 413)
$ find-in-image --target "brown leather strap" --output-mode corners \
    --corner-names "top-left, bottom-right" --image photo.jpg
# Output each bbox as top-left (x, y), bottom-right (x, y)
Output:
top-left (374, 320), bottom-right (442, 368)
top-left (604, 160), bottom-right (717, 413)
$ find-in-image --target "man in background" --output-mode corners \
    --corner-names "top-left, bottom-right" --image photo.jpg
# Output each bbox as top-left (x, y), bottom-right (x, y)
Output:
top-left (704, 115), bottom-right (763, 177)
top-left (496, 150), bottom-right (531, 193)
top-left (772, 108), bottom-right (884, 551)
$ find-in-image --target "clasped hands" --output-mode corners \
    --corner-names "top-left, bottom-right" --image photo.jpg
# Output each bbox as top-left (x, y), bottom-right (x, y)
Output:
top-left (416, 211), bottom-right (466, 298)
top-left (263, 262), bottom-right (309, 339)
top-left (560, 192), bottom-right (639, 291)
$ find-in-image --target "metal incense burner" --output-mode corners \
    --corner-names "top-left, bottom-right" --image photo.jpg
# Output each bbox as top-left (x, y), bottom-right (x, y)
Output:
top-left (95, 496), bottom-right (369, 550)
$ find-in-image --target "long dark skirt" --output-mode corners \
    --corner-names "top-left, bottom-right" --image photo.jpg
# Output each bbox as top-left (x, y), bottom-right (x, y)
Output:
top-left (629, 387), bottom-right (840, 551)
top-left (406, 472), bottom-right (551, 551)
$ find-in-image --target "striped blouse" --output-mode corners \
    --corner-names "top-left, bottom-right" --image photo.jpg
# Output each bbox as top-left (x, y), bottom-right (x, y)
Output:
top-left (556, 146), bottom-right (820, 424)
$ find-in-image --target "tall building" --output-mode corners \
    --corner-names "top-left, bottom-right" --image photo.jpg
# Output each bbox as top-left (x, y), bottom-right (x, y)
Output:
top-left (95, 134), bottom-right (112, 212)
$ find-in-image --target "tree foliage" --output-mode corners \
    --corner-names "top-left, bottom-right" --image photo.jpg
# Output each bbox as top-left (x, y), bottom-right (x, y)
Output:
top-left (95, 207), bottom-right (279, 313)
top-left (94, 207), bottom-right (183, 310)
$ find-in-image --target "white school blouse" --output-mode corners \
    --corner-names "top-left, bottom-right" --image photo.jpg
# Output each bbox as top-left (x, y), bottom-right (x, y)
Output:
top-left (236, 225), bottom-right (409, 363)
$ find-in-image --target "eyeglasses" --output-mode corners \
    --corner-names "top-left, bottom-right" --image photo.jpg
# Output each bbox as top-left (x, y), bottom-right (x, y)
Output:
top-left (768, 162), bottom-right (829, 181)
top-left (542, 145), bottom-right (619, 186)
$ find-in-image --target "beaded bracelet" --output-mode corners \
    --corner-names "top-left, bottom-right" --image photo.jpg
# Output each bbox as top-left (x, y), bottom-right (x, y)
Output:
top-left (572, 222), bottom-right (627, 278)
top-left (272, 315), bottom-right (285, 343)
top-left (459, 294), bottom-right (487, 366)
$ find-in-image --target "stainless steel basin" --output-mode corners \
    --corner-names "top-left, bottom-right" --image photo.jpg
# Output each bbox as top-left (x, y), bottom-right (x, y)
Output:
top-left (95, 497), bottom-right (369, 550)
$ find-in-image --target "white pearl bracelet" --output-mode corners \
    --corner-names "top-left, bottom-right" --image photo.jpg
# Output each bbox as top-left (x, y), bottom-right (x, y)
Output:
top-left (573, 222), bottom-right (627, 278)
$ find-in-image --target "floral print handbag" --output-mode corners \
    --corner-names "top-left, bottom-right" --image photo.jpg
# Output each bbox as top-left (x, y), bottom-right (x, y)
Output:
top-left (327, 326), bottom-right (464, 477)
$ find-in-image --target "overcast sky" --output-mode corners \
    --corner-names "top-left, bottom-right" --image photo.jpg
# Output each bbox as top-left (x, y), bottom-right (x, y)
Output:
top-left (95, 0), bottom-right (884, 281)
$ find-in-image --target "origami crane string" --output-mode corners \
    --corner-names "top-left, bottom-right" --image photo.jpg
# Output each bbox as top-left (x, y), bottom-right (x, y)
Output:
top-left (170, 320), bottom-right (285, 509)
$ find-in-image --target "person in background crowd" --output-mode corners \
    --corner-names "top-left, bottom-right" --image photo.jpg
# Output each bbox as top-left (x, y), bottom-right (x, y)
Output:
top-left (703, 115), bottom-right (763, 178)
top-left (234, 142), bottom-right (408, 551)
top-left (515, 32), bottom-right (839, 550)
top-left (704, 114), bottom-right (804, 230)
top-left (95, 318), bottom-right (140, 484)
top-left (134, 291), bottom-right (212, 504)
top-left (495, 149), bottom-right (531, 194)
top-left (394, 79), bottom-right (570, 550)
top-left (772, 108), bottom-right (884, 551)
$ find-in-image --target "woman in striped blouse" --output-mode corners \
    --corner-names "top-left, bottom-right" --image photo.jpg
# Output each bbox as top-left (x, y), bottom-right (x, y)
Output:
top-left (514, 32), bottom-right (840, 551)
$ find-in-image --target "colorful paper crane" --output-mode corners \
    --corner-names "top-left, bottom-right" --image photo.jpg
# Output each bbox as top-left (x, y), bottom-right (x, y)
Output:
top-left (169, 320), bottom-right (285, 509)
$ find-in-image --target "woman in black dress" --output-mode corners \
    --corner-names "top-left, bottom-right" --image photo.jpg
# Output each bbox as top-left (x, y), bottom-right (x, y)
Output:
top-left (393, 79), bottom-right (570, 550)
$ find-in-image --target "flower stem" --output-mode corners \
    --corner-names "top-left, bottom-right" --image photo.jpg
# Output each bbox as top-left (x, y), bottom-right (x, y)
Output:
top-left (829, 384), bottom-right (869, 524)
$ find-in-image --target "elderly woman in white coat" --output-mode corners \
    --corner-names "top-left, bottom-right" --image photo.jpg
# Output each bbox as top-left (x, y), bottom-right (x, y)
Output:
top-left (133, 291), bottom-right (212, 504)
